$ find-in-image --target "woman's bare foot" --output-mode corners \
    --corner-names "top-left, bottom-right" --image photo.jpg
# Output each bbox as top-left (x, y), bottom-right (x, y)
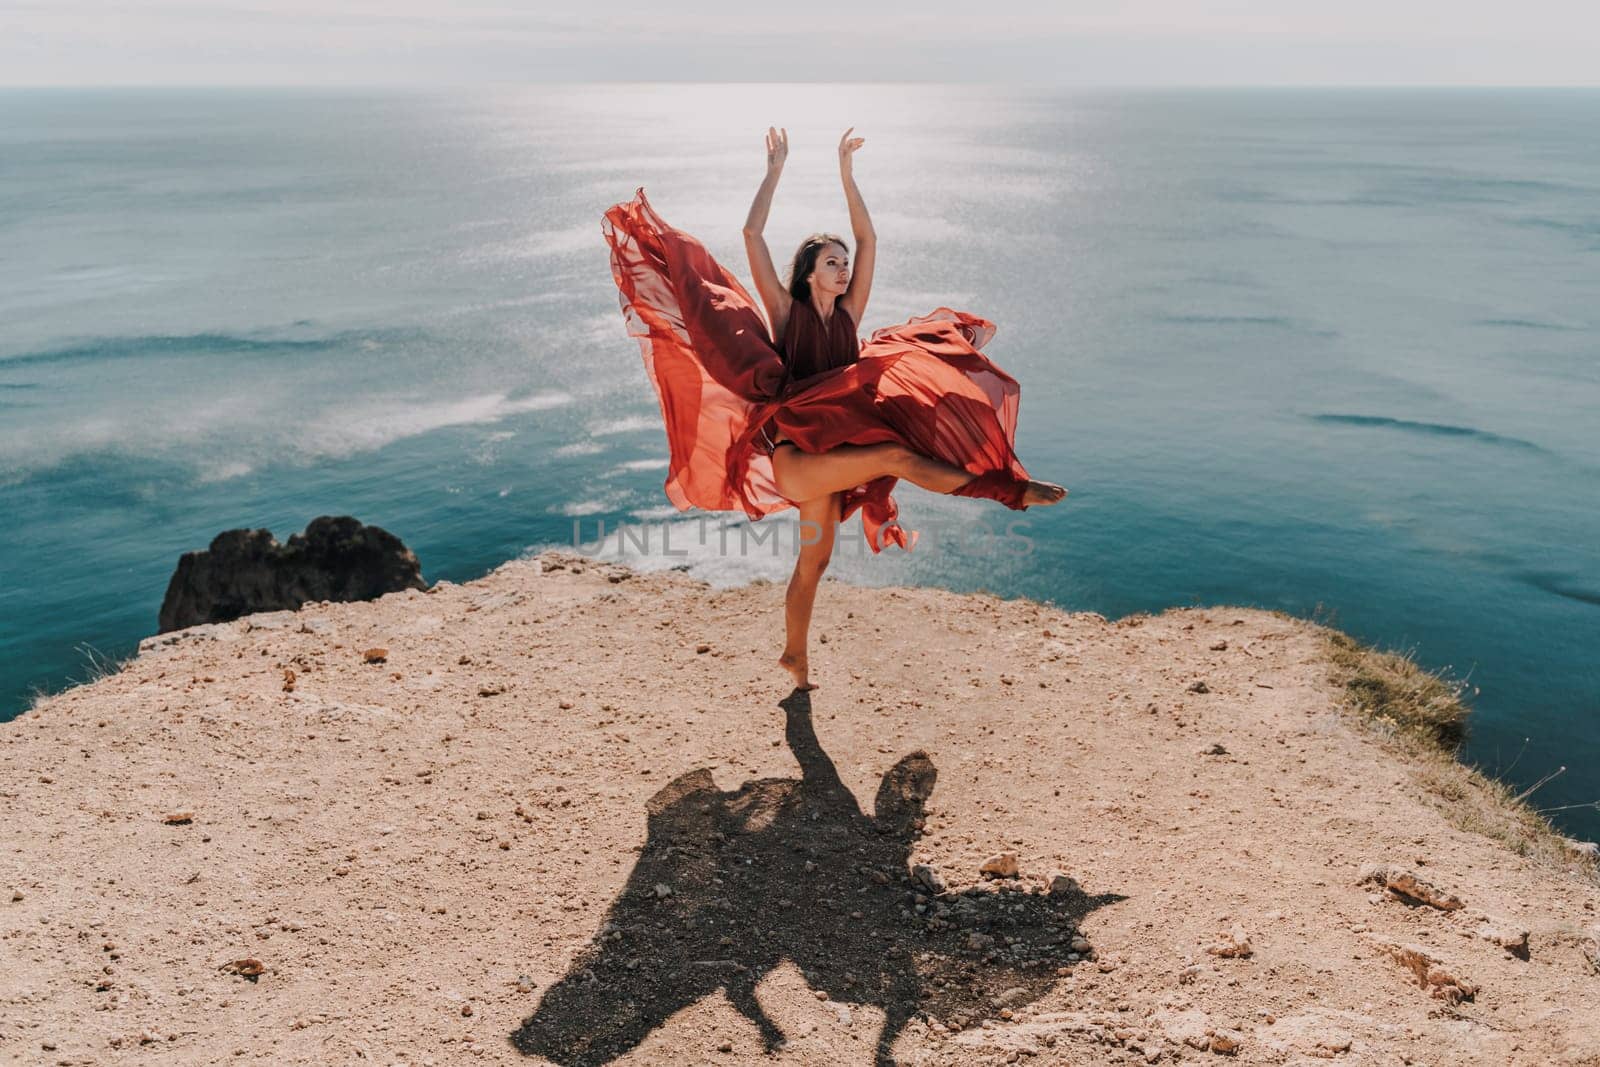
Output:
top-left (778, 651), bottom-right (817, 691)
top-left (1023, 480), bottom-right (1068, 507)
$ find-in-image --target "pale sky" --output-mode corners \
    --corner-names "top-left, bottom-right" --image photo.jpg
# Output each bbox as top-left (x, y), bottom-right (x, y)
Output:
top-left (3, 0), bottom-right (1598, 87)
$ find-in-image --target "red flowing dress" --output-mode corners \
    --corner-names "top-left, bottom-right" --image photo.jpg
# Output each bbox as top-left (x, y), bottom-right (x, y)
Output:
top-left (600, 187), bottom-right (1034, 554)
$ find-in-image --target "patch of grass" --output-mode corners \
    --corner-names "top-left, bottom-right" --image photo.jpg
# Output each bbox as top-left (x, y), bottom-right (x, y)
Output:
top-left (76, 641), bottom-right (128, 683)
top-left (24, 681), bottom-right (53, 713)
top-left (22, 642), bottom-right (131, 714)
top-left (1325, 630), bottom-right (1467, 748)
top-left (1319, 627), bottom-right (1596, 882)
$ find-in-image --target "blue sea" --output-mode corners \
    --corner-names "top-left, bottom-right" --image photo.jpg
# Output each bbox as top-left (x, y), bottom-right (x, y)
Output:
top-left (1, 86), bottom-right (1596, 839)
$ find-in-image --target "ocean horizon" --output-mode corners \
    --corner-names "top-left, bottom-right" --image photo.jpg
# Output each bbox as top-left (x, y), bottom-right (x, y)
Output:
top-left (2, 85), bottom-right (1596, 839)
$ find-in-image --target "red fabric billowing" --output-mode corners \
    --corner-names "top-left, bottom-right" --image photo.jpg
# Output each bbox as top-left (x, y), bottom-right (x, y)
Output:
top-left (600, 187), bottom-right (1033, 553)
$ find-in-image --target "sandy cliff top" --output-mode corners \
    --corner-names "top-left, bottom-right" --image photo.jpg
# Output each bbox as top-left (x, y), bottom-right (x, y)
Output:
top-left (3, 552), bottom-right (1598, 1065)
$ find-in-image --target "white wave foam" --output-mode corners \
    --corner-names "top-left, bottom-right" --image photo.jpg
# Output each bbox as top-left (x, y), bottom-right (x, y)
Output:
top-left (553, 440), bottom-right (607, 457)
top-left (195, 460), bottom-right (255, 484)
top-left (587, 414), bottom-right (660, 436)
top-left (0, 387), bottom-right (577, 486)
top-left (608, 457), bottom-right (670, 473)
top-left (552, 492), bottom-right (634, 517)
top-left (628, 504), bottom-right (683, 520)
top-left (296, 391), bottom-right (573, 462)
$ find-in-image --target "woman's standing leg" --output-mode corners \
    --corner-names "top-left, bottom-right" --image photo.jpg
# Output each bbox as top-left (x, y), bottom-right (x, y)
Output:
top-left (779, 490), bottom-right (842, 691)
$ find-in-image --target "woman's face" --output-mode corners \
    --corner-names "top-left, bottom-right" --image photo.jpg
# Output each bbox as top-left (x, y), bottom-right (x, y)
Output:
top-left (807, 242), bottom-right (850, 297)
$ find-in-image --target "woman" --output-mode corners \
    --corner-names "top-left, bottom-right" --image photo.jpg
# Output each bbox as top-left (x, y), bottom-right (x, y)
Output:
top-left (601, 127), bottom-right (1066, 692)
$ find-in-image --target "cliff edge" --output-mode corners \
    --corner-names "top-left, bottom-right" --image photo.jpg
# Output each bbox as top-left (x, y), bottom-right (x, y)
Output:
top-left (3, 551), bottom-right (1597, 1065)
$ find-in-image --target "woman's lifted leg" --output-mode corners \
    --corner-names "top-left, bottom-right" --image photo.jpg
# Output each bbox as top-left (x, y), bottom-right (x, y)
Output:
top-left (772, 442), bottom-right (1066, 507)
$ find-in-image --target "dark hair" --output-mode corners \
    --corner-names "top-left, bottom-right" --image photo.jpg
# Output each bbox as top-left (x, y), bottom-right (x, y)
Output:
top-left (785, 233), bottom-right (850, 302)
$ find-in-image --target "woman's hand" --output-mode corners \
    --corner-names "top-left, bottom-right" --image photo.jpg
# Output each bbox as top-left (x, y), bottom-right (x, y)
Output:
top-left (765, 126), bottom-right (788, 174)
top-left (838, 127), bottom-right (864, 173)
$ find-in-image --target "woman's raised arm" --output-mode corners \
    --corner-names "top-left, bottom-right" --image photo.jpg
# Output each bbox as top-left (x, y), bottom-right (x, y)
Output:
top-left (837, 127), bottom-right (876, 327)
top-left (743, 126), bottom-right (792, 341)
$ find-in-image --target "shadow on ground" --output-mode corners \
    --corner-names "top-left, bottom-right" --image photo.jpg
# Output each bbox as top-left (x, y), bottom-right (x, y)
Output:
top-left (511, 688), bottom-right (1124, 1065)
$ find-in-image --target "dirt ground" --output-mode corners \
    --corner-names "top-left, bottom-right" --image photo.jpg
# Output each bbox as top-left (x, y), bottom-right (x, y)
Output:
top-left (3, 550), bottom-right (1598, 1066)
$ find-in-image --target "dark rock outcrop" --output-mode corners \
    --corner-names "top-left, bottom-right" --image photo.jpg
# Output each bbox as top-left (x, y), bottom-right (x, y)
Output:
top-left (158, 516), bottom-right (425, 633)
